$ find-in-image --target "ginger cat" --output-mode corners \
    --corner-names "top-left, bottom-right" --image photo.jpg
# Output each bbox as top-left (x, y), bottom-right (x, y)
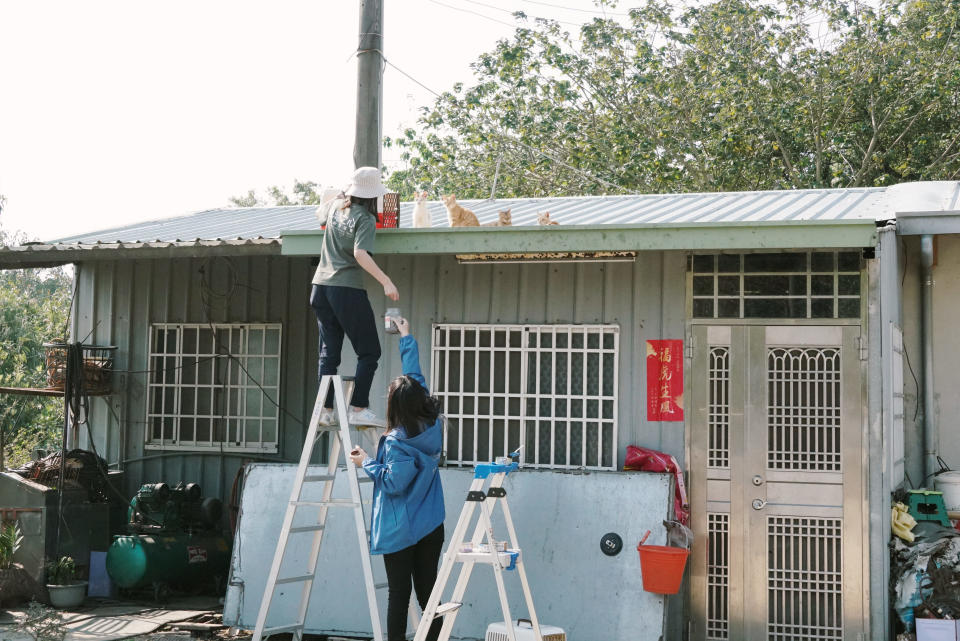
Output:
top-left (412, 190), bottom-right (431, 228)
top-left (441, 194), bottom-right (480, 227)
top-left (537, 211), bottom-right (559, 225)
top-left (482, 209), bottom-right (512, 226)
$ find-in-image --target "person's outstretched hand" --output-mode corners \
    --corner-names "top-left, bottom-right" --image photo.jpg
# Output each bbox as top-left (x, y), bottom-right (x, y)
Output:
top-left (395, 317), bottom-right (411, 337)
top-left (349, 447), bottom-right (368, 466)
top-left (383, 279), bottom-right (399, 301)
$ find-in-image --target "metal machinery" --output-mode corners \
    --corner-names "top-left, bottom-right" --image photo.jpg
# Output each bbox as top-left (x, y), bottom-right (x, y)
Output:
top-left (105, 482), bottom-right (231, 599)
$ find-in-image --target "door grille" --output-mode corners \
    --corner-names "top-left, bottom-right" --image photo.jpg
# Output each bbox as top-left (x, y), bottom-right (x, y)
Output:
top-left (707, 513), bottom-right (729, 640)
top-left (767, 516), bottom-right (843, 640)
top-left (709, 347), bottom-right (730, 468)
top-left (767, 348), bottom-right (841, 471)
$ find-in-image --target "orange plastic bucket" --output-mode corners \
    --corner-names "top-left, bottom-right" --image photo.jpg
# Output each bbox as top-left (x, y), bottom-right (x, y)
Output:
top-left (638, 543), bottom-right (689, 594)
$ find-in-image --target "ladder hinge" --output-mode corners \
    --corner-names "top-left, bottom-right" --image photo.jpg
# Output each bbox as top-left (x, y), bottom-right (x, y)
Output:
top-left (487, 487), bottom-right (506, 498)
top-left (466, 491), bottom-right (486, 502)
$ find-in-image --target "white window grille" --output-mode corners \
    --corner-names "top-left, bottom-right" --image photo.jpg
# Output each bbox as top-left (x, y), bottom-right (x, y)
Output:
top-left (145, 323), bottom-right (282, 453)
top-left (431, 324), bottom-right (619, 470)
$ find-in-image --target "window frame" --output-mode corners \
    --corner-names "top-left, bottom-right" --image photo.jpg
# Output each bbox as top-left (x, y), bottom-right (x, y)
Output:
top-left (687, 251), bottom-right (865, 321)
top-left (430, 323), bottom-right (620, 471)
top-left (144, 322), bottom-right (282, 454)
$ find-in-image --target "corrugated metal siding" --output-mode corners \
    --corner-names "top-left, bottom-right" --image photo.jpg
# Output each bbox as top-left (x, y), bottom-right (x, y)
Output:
top-left (74, 255), bottom-right (321, 502)
top-left (51, 187), bottom-right (890, 245)
top-left (75, 252), bottom-right (687, 504)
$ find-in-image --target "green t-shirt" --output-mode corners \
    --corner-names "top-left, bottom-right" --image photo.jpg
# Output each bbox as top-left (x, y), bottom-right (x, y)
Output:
top-left (312, 203), bottom-right (377, 289)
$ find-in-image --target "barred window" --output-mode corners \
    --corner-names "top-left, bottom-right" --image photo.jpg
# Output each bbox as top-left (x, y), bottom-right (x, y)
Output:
top-left (431, 324), bottom-right (619, 470)
top-left (145, 323), bottom-right (281, 453)
top-left (690, 251), bottom-right (862, 319)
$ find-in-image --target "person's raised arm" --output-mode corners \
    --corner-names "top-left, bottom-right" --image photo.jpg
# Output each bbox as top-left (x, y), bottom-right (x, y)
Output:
top-left (393, 318), bottom-right (427, 389)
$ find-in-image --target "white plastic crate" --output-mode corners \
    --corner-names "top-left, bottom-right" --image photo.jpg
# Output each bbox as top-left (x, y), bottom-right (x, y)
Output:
top-left (485, 619), bottom-right (566, 641)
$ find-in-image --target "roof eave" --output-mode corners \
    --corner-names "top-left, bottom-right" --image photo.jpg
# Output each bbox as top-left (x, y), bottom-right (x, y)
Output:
top-left (281, 221), bottom-right (879, 256)
top-left (0, 238), bottom-right (282, 269)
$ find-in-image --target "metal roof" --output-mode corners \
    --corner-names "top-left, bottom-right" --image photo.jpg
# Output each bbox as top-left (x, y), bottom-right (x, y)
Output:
top-left (49, 186), bottom-right (891, 245)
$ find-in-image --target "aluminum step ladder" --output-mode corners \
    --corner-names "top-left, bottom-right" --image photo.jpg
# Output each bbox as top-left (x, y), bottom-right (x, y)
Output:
top-left (413, 453), bottom-right (543, 641)
top-left (252, 374), bottom-right (418, 641)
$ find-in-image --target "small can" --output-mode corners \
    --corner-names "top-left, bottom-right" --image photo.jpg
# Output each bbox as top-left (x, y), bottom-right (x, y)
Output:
top-left (385, 307), bottom-right (401, 334)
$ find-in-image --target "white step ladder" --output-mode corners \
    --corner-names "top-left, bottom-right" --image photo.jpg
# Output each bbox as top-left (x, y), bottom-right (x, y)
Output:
top-left (413, 454), bottom-right (543, 641)
top-left (252, 374), bottom-right (418, 641)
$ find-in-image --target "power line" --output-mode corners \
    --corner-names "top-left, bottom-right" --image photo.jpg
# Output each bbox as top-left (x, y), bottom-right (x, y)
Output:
top-left (519, 0), bottom-right (631, 16)
top-left (426, 0), bottom-right (519, 28)
top-left (456, 0), bottom-right (585, 26)
top-left (381, 57), bottom-right (630, 194)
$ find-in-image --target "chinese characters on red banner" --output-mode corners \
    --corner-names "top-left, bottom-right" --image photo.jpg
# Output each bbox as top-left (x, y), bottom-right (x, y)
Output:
top-left (647, 339), bottom-right (684, 421)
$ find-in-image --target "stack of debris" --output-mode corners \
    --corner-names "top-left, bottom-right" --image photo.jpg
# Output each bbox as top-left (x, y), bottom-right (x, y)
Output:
top-left (11, 449), bottom-right (110, 502)
top-left (892, 488), bottom-right (960, 639)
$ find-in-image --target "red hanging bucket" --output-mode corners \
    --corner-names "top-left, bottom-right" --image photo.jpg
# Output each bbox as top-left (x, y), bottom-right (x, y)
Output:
top-left (637, 530), bottom-right (689, 594)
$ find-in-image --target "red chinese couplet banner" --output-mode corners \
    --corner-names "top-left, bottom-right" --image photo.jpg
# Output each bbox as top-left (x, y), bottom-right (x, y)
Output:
top-left (647, 339), bottom-right (684, 421)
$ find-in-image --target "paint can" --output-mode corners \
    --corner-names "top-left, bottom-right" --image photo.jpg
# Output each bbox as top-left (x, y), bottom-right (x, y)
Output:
top-left (385, 307), bottom-right (401, 334)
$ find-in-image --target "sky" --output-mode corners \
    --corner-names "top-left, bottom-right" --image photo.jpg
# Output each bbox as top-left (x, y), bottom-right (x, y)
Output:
top-left (0, 0), bottom-right (622, 241)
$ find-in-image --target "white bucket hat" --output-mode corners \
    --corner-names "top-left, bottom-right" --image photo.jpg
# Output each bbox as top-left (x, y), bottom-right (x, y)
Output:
top-left (344, 166), bottom-right (389, 198)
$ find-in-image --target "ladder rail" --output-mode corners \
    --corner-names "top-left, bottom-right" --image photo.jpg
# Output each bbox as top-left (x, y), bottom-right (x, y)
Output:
top-left (252, 375), bottom-right (388, 641)
top-left (336, 381), bottom-right (385, 641)
top-left (436, 475), bottom-right (505, 641)
top-left (252, 375), bottom-right (332, 641)
top-left (499, 495), bottom-right (543, 640)
top-left (416, 468), bottom-right (543, 641)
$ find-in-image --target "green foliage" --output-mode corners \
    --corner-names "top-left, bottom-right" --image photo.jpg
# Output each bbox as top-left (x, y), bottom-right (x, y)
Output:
top-left (44, 556), bottom-right (76, 586)
top-left (0, 520), bottom-right (23, 569)
top-left (229, 180), bottom-right (327, 206)
top-left (385, 0), bottom-right (960, 198)
top-left (0, 225), bottom-right (72, 469)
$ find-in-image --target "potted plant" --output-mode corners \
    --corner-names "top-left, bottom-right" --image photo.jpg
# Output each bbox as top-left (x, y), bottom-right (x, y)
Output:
top-left (45, 556), bottom-right (87, 608)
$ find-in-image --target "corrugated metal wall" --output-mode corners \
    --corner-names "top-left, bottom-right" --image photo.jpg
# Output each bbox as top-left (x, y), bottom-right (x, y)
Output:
top-left (74, 251), bottom-right (688, 504)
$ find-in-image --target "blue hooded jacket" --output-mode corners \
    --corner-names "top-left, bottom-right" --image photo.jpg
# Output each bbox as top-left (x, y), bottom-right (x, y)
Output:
top-left (362, 335), bottom-right (445, 555)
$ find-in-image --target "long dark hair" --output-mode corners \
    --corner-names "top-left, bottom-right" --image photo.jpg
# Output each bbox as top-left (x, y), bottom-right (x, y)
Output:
top-left (348, 196), bottom-right (378, 218)
top-left (386, 375), bottom-right (442, 437)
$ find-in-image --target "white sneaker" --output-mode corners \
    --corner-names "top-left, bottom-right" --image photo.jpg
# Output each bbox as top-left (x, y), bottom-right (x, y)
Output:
top-left (348, 407), bottom-right (386, 428)
top-left (318, 408), bottom-right (336, 426)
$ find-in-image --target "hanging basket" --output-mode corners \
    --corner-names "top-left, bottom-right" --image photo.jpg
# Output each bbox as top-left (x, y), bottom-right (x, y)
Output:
top-left (43, 343), bottom-right (117, 395)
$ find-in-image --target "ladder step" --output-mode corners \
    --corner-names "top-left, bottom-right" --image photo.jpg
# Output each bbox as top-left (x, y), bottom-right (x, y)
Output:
top-left (435, 602), bottom-right (462, 618)
top-left (262, 624), bottom-right (303, 636)
top-left (303, 474), bottom-right (336, 483)
top-left (275, 574), bottom-right (315, 585)
top-left (289, 524), bottom-right (325, 534)
top-left (374, 581), bottom-right (388, 589)
top-left (292, 499), bottom-right (359, 507)
top-left (357, 475), bottom-right (373, 483)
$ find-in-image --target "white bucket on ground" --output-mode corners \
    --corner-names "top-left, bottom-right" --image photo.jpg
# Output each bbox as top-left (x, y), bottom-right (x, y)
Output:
top-left (935, 471), bottom-right (960, 512)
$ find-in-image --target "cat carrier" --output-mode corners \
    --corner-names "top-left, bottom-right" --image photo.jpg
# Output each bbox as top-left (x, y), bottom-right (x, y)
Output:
top-left (485, 619), bottom-right (566, 641)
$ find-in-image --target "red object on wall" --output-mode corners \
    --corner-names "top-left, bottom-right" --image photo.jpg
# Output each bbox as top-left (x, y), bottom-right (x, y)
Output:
top-left (647, 339), bottom-right (684, 421)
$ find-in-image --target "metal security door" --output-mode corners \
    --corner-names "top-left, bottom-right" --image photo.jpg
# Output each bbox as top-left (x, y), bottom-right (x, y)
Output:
top-left (689, 325), bottom-right (865, 641)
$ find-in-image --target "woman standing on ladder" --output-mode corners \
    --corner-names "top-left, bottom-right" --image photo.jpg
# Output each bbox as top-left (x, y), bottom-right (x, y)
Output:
top-left (311, 166), bottom-right (399, 427)
top-left (349, 316), bottom-right (446, 641)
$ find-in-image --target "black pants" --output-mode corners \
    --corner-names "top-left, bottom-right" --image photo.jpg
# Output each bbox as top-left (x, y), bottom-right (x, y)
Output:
top-left (309, 284), bottom-right (381, 408)
top-left (383, 524), bottom-right (445, 641)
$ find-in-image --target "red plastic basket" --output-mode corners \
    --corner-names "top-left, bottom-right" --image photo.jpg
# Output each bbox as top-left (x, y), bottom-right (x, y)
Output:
top-left (377, 193), bottom-right (400, 228)
top-left (638, 544), bottom-right (689, 594)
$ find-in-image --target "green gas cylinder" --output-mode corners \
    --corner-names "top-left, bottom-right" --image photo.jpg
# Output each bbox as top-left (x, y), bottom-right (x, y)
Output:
top-left (106, 531), bottom-right (231, 589)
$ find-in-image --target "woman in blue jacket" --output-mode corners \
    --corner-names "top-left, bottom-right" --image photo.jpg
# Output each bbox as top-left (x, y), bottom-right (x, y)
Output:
top-left (349, 316), bottom-right (445, 641)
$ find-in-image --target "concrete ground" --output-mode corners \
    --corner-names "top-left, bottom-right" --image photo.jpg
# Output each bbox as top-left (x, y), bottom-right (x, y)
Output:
top-left (0, 595), bottom-right (250, 641)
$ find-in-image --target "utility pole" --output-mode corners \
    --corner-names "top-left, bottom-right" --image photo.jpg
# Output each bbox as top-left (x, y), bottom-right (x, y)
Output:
top-left (354, 0), bottom-right (383, 169)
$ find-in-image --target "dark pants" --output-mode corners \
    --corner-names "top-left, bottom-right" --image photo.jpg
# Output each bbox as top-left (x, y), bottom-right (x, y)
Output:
top-left (383, 524), bottom-right (445, 641)
top-left (309, 284), bottom-right (381, 408)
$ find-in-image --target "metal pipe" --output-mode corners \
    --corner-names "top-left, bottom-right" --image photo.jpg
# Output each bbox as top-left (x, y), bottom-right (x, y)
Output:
top-left (921, 234), bottom-right (937, 480)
